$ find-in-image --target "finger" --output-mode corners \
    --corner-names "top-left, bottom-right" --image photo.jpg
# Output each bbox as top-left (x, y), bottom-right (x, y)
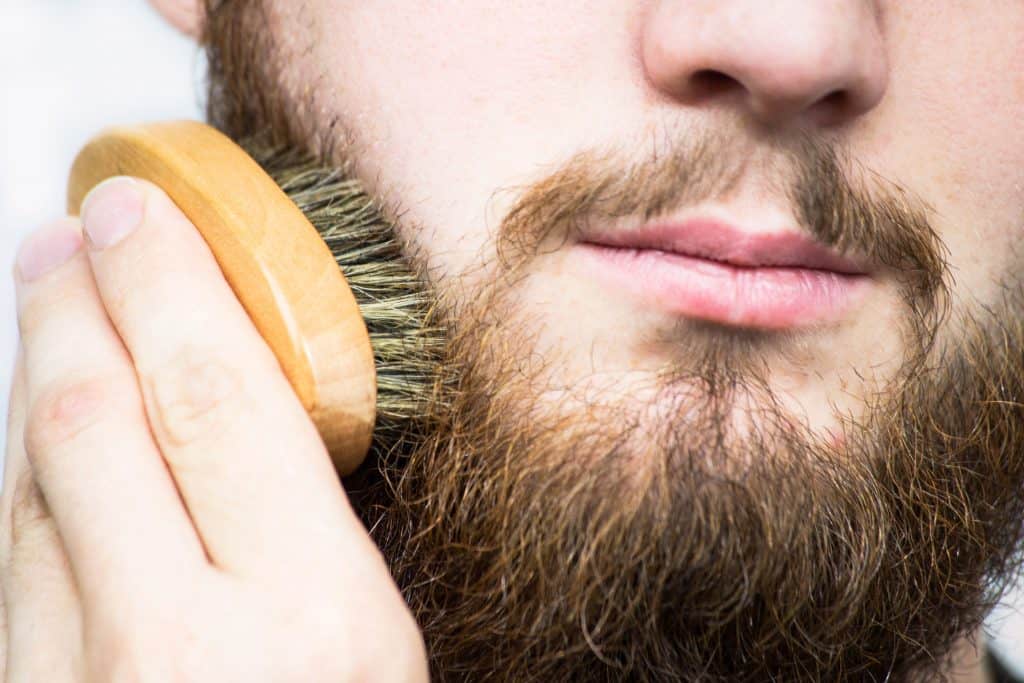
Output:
top-left (79, 177), bottom-right (373, 579)
top-left (14, 217), bottom-right (205, 607)
top-left (4, 476), bottom-right (83, 682)
top-left (0, 347), bottom-right (28, 569)
top-left (1, 349), bottom-right (82, 682)
top-left (0, 347), bottom-right (25, 683)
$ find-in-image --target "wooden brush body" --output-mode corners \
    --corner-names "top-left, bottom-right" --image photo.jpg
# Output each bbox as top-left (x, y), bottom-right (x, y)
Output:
top-left (68, 121), bottom-right (376, 475)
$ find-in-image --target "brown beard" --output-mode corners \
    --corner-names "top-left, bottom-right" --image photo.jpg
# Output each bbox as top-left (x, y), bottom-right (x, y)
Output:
top-left (203, 3), bottom-right (1024, 680)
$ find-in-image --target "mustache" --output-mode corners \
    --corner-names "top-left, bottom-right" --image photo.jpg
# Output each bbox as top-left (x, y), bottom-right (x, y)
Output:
top-left (495, 123), bottom-right (950, 319)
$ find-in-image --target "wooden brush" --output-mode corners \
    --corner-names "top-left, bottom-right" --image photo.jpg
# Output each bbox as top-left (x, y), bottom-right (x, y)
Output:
top-left (67, 120), bottom-right (442, 476)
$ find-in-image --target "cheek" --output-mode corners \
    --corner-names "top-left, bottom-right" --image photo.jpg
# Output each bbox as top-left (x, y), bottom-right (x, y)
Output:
top-left (306, 0), bottom-right (1024, 306)
top-left (309, 0), bottom-right (644, 277)
top-left (859, 4), bottom-right (1024, 304)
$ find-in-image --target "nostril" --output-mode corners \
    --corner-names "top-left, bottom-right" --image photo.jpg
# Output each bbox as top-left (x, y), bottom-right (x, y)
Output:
top-left (820, 89), bottom-right (849, 108)
top-left (810, 89), bottom-right (854, 125)
top-left (688, 69), bottom-right (742, 98)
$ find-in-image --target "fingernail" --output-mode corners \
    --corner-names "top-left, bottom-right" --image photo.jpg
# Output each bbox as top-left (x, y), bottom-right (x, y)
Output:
top-left (15, 219), bottom-right (85, 283)
top-left (81, 177), bottom-right (145, 250)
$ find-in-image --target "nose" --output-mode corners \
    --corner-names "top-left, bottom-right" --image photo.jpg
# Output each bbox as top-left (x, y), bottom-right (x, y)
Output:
top-left (639, 1), bottom-right (889, 126)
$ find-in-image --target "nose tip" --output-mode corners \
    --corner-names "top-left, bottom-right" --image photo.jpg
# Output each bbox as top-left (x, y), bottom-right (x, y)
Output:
top-left (641, 3), bottom-right (889, 127)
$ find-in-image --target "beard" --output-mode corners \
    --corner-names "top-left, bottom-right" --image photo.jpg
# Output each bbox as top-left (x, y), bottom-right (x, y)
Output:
top-left (203, 4), bottom-right (1024, 680)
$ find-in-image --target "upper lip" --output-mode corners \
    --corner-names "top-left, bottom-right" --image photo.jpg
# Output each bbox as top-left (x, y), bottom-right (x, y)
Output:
top-left (582, 218), bottom-right (870, 275)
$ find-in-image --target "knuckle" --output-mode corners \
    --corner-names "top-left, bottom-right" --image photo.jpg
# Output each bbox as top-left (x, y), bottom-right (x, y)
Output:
top-left (24, 374), bottom-right (114, 457)
top-left (144, 347), bottom-right (246, 450)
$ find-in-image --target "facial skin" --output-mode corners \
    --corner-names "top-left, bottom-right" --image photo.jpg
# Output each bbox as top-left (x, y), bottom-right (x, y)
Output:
top-left (194, 1), bottom-right (1024, 680)
top-left (234, 1), bottom-right (1024, 449)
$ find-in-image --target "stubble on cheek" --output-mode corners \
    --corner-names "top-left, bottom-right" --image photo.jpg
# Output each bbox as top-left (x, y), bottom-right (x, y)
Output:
top-left (200, 7), bottom-right (1024, 680)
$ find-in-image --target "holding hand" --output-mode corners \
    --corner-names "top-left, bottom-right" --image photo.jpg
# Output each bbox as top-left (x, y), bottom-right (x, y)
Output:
top-left (0, 178), bottom-right (427, 682)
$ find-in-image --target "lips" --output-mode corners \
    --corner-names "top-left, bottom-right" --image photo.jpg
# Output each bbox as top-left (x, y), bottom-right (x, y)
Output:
top-left (576, 218), bottom-right (872, 329)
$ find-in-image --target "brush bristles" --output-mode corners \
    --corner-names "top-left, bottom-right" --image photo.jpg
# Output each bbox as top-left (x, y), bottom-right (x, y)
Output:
top-left (239, 138), bottom-right (446, 444)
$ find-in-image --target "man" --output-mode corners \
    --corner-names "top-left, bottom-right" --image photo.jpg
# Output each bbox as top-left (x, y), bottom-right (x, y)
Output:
top-left (3, 0), bottom-right (1024, 680)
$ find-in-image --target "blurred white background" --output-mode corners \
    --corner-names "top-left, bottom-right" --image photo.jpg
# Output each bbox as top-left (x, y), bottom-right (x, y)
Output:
top-left (1, 0), bottom-right (1021, 672)
top-left (0, 0), bottom-right (203, 417)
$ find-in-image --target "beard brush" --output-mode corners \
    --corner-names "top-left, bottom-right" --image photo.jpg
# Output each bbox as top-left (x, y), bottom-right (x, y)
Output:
top-left (67, 120), bottom-right (443, 476)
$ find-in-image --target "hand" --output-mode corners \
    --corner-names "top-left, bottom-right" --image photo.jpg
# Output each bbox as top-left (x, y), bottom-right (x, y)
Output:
top-left (0, 178), bottom-right (428, 682)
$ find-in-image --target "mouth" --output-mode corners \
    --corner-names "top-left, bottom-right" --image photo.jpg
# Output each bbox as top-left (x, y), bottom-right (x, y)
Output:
top-left (576, 217), bottom-right (873, 330)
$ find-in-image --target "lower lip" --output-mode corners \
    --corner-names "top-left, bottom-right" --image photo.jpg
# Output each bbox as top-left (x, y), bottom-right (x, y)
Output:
top-left (577, 244), bottom-right (871, 329)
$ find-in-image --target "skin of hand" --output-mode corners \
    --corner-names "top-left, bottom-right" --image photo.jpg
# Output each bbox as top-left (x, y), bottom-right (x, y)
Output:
top-left (0, 177), bottom-right (429, 682)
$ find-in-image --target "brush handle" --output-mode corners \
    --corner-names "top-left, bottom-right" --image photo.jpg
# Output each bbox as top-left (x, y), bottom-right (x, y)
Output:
top-left (67, 121), bottom-right (376, 476)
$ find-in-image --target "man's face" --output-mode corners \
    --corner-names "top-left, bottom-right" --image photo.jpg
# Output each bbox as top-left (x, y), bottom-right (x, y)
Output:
top-left (208, 2), bottom-right (1024, 680)
top-left (272, 2), bottom-right (1023, 440)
